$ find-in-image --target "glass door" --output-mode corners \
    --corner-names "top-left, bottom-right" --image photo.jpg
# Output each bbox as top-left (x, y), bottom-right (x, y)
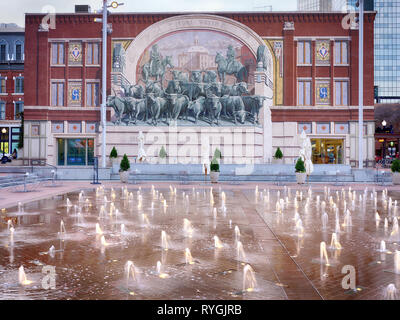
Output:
top-left (311, 139), bottom-right (344, 164)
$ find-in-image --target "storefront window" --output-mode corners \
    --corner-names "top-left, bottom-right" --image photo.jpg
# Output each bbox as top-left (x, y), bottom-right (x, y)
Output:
top-left (311, 139), bottom-right (344, 164)
top-left (57, 138), bottom-right (94, 166)
top-left (57, 139), bottom-right (65, 166)
top-left (0, 127), bottom-right (9, 155)
top-left (67, 139), bottom-right (86, 165)
top-left (11, 127), bottom-right (20, 156)
top-left (87, 139), bottom-right (94, 166)
top-left (376, 138), bottom-right (399, 160)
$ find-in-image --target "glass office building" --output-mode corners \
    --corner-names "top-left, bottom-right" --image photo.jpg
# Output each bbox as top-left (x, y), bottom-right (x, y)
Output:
top-left (374, 0), bottom-right (400, 103)
top-left (297, 0), bottom-right (357, 11)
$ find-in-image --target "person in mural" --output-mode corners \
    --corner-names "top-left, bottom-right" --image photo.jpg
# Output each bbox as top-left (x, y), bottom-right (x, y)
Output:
top-left (149, 44), bottom-right (162, 76)
top-left (226, 45), bottom-right (236, 73)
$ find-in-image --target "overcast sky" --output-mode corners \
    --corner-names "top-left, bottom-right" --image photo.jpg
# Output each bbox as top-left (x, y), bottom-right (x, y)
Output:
top-left (0, 0), bottom-right (297, 27)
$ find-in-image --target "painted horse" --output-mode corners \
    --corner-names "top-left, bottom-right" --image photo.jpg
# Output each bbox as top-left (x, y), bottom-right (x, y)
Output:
top-left (142, 55), bottom-right (174, 88)
top-left (215, 52), bottom-right (248, 84)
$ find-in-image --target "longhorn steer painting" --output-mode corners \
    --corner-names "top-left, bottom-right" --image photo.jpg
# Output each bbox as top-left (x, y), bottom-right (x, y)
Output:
top-left (109, 30), bottom-right (268, 126)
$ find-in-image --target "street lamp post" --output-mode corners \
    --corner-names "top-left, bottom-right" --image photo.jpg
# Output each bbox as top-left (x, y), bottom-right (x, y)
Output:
top-left (101, 0), bottom-right (107, 168)
top-left (358, 0), bottom-right (364, 169)
top-left (98, 0), bottom-right (124, 168)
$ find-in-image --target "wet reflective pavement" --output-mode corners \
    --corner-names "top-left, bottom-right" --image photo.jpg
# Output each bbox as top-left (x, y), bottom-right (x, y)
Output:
top-left (0, 185), bottom-right (399, 300)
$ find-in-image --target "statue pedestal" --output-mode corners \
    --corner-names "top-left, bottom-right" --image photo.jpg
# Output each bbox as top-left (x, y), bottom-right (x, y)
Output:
top-left (254, 69), bottom-right (273, 163)
top-left (102, 125), bottom-right (264, 165)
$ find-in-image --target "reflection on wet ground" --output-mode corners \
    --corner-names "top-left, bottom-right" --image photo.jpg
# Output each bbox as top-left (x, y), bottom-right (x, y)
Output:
top-left (0, 185), bottom-right (399, 300)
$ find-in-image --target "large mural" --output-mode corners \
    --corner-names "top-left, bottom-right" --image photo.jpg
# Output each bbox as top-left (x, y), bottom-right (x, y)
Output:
top-left (109, 30), bottom-right (270, 126)
top-left (136, 31), bottom-right (256, 88)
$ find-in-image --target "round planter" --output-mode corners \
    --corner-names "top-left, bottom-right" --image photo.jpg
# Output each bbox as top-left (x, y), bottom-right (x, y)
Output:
top-left (272, 158), bottom-right (284, 165)
top-left (158, 158), bottom-right (167, 164)
top-left (393, 172), bottom-right (400, 185)
top-left (111, 157), bottom-right (119, 174)
top-left (296, 172), bottom-right (307, 184)
top-left (210, 171), bottom-right (220, 183)
top-left (119, 170), bottom-right (129, 183)
top-left (17, 147), bottom-right (23, 159)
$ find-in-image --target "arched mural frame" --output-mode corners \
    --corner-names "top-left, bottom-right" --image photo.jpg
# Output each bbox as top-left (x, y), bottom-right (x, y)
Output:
top-left (125, 14), bottom-right (273, 86)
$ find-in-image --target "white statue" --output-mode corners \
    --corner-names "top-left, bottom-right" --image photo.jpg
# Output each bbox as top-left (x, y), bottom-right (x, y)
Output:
top-left (201, 143), bottom-right (210, 174)
top-left (299, 130), bottom-right (314, 176)
top-left (137, 131), bottom-right (146, 162)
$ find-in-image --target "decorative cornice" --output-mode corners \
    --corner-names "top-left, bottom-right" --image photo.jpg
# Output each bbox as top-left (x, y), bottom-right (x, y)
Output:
top-left (25, 12), bottom-right (377, 26)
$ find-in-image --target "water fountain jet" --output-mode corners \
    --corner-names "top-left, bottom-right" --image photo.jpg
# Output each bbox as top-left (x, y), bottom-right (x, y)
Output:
top-left (320, 242), bottom-right (330, 266)
top-left (384, 284), bottom-right (398, 300)
top-left (183, 218), bottom-right (193, 238)
top-left (379, 240), bottom-right (387, 253)
top-left (395, 250), bottom-right (400, 274)
top-left (213, 235), bottom-right (224, 248)
top-left (59, 220), bottom-right (66, 237)
top-left (243, 264), bottom-right (257, 293)
top-left (234, 226), bottom-right (240, 243)
top-left (236, 241), bottom-right (246, 261)
top-left (330, 233), bottom-right (342, 250)
top-left (100, 235), bottom-right (108, 247)
top-left (49, 245), bottom-right (55, 257)
top-left (18, 266), bottom-right (32, 285)
top-left (342, 210), bottom-right (352, 227)
top-left (124, 261), bottom-right (137, 283)
top-left (96, 223), bottom-right (103, 235)
top-left (322, 212), bottom-right (329, 229)
top-left (161, 231), bottom-right (168, 251)
top-left (185, 248), bottom-right (194, 265)
top-left (156, 261), bottom-right (169, 278)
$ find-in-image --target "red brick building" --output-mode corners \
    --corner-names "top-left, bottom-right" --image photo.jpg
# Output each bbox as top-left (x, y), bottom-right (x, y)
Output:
top-left (23, 10), bottom-right (376, 167)
top-left (0, 23), bottom-right (24, 157)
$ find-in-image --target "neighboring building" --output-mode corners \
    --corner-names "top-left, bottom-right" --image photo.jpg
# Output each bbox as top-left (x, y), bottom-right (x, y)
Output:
top-left (24, 10), bottom-right (376, 167)
top-left (298, 0), bottom-right (333, 11)
top-left (374, 104), bottom-right (400, 160)
top-left (0, 23), bottom-right (24, 157)
top-left (297, 0), bottom-right (357, 11)
top-left (297, 1), bottom-right (375, 12)
top-left (374, 0), bottom-right (400, 103)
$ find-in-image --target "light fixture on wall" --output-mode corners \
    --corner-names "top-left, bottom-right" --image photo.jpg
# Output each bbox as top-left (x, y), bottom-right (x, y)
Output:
top-left (382, 120), bottom-right (387, 127)
top-left (1, 128), bottom-right (6, 157)
top-left (110, 1), bottom-right (123, 9)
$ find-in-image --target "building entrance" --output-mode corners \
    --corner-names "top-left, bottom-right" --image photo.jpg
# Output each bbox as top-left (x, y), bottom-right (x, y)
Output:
top-left (311, 138), bottom-right (344, 164)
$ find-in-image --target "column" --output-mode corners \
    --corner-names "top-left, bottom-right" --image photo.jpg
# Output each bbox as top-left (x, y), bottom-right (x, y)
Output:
top-left (283, 21), bottom-right (295, 106)
top-left (254, 63), bottom-right (273, 163)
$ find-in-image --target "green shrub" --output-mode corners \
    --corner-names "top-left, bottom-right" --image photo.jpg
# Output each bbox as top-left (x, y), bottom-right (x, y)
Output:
top-left (213, 148), bottom-right (222, 160)
top-left (210, 158), bottom-right (220, 172)
top-left (110, 146), bottom-right (118, 158)
top-left (274, 147), bottom-right (283, 159)
top-left (295, 157), bottom-right (306, 173)
top-left (391, 159), bottom-right (400, 173)
top-left (159, 146), bottom-right (167, 158)
top-left (119, 154), bottom-right (130, 172)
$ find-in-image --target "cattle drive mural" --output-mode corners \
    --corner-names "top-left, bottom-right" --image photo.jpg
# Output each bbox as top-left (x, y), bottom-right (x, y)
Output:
top-left (109, 30), bottom-right (269, 126)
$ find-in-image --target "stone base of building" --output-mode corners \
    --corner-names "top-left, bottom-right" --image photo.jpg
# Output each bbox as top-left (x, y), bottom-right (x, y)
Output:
top-left (104, 125), bottom-right (267, 165)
